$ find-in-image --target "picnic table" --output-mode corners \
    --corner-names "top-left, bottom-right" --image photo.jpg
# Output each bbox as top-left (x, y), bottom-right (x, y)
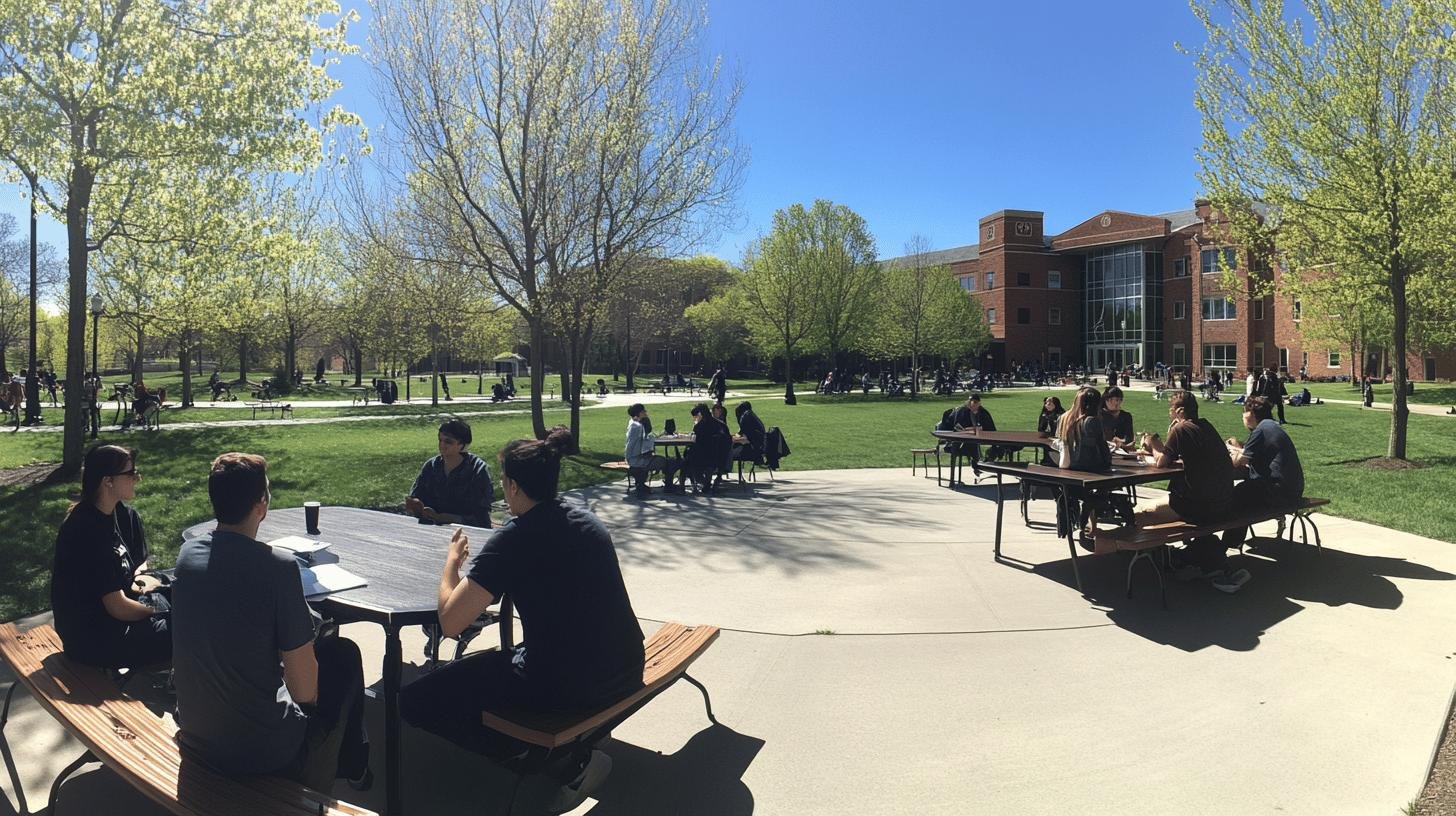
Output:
top-left (345, 386), bottom-right (372, 406)
top-left (931, 429), bottom-right (1056, 485)
top-left (975, 457), bottom-right (1184, 594)
top-left (182, 507), bottom-right (495, 816)
top-left (244, 398), bottom-right (293, 420)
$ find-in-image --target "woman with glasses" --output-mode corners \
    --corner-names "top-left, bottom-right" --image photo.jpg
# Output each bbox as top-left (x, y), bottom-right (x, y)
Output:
top-left (51, 444), bottom-right (171, 668)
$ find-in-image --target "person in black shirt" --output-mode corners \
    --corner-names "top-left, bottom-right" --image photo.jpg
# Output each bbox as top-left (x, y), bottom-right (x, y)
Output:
top-left (680, 402), bottom-right (732, 493)
top-left (948, 394), bottom-right (998, 476)
top-left (735, 401), bottom-right (767, 463)
top-left (1036, 396), bottom-right (1065, 436)
top-left (400, 428), bottom-right (641, 810)
top-left (1099, 386), bottom-right (1134, 447)
top-left (406, 419), bottom-right (495, 528)
top-left (50, 444), bottom-right (170, 669)
top-left (1222, 395), bottom-right (1304, 547)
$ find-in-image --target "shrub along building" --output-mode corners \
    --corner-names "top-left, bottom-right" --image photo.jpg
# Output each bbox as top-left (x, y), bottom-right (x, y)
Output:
top-left (894, 202), bottom-right (1453, 381)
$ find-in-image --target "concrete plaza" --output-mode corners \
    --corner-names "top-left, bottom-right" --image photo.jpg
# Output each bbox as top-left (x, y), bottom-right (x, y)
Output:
top-left (3, 468), bottom-right (1455, 815)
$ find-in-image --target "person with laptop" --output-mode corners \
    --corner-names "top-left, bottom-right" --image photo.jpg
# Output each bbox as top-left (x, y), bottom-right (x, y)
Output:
top-left (172, 453), bottom-right (371, 791)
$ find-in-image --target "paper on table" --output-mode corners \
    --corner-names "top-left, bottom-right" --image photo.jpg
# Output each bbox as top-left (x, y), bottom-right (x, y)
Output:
top-left (298, 562), bottom-right (367, 600)
top-left (269, 535), bottom-right (332, 555)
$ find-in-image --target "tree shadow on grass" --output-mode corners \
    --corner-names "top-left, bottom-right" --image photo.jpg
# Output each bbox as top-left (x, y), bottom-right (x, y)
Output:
top-left (1015, 535), bottom-right (1453, 652)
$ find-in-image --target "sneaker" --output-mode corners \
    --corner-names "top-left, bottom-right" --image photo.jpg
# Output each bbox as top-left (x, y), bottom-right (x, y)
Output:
top-left (1213, 568), bottom-right (1251, 594)
top-left (345, 766), bottom-right (374, 792)
top-left (546, 750), bottom-right (612, 814)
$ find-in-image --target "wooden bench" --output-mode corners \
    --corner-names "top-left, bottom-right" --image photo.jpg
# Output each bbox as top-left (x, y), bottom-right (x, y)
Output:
top-left (480, 599), bottom-right (720, 792)
top-left (1095, 497), bottom-right (1331, 607)
top-left (0, 622), bottom-right (375, 816)
top-left (245, 400), bottom-right (294, 420)
top-left (600, 460), bottom-right (659, 495)
top-left (345, 387), bottom-right (371, 406)
top-left (910, 445), bottom-right (940, 483)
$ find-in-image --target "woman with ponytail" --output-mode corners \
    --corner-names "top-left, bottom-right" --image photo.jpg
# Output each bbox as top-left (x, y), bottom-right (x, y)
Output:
top-left (51, 444), bottom-right (171, 668)
top-left (400, 427), bottom-right (642, 806)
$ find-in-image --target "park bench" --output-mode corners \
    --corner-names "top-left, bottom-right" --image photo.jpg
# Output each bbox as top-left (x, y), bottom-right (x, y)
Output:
top-left (1094, 497), bottom-right (1331, 607)
top-left (345, 386), bottom-right (371, 406)
top-left (245, 399), bottom-right (294, 420)
top-left (0, 621), bottom-right (375, 816)
top-left (481, 598), bottom-right (720, 791)
top-left (600, 460), bottom-right (660, 495)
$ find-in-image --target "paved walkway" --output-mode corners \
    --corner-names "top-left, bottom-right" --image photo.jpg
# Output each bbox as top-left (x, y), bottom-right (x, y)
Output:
top-left (4, 469), bottom-right (1454, 814)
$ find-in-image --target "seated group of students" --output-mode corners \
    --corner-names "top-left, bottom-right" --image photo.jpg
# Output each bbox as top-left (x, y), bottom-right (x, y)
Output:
top-left (50, 419), bottom-right (644, 810)
top-left (1050, 386), bottom-right (1304, 594)
top-left (623, 400), bottom-right (767, 497)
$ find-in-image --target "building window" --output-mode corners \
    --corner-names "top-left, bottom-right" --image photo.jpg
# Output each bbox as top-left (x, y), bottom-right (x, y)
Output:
top-left (1328, 351), bottom-right (1341, 368)
top-left (1048, 270), bottom-right (1062, 289)
top-left (1253, 343), bottom-right (1265, 369)
top-left (1292, 299), bottom-right (1301, 321)
top-left (1201, 247), bottom-right (1237, 275)
top-left (1049, 307), bottom-right (1062, 325)
top-left (1017, 272), bottom-right (1031, 287)
top-left (1252, 299), bottom-right (1264, 320)
top-left (986, 272), bottom-right (995, 289)
top-left (1048, 346), bottom-right (1062, 366)
top-left (1173, 344), bottom-right (1188, 367)
top-left (1203, 343), bottom-right (1237, 370)
top-left (1302, 351), bottom-right (1309, 367)
top-left (1016, 307), bottom-right (1031, 325)
top-left (987, 308), bottom-right (996, 324)
top-left (1201, 297), bottom-right (1237, 320)
top-left (1173, 300), bottom-right (1186, 320)
top-left (1172, 257), bottom-right (1186, 277)
top-left (960, 275), bottom-right (975, 291)
top-left (1280, 347), bottom-right (1290, 372)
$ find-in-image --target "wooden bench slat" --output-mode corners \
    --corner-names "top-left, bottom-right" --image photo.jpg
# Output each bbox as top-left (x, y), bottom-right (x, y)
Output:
top-left (0, 622), bottom-right (374, 816)
top-left (481, 622), bottom-right (719, 748)
top-left (1097, 497), bottom-right (1331, 551)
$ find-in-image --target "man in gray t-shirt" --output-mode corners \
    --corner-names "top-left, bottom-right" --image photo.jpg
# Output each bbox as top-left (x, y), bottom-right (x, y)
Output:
top-left (172, 452), bottom-right (370, 791)
top-left (173, 529), bottom-right (314, 772)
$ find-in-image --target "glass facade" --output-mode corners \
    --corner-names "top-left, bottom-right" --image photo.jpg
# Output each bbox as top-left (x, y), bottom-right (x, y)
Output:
top-left (1082, 244), bottom-right (1163, 369)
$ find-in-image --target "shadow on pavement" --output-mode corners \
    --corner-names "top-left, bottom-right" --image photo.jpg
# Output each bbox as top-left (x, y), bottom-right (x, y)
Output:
top-left (585, 724), bottom-right (763, 815)
top-left (1013, 536), bottom-right (1454, 652)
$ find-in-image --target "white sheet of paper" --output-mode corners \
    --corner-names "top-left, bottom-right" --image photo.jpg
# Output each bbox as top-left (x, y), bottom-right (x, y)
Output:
top-left (297, 563), bottom-right (367, 600)
top-left (269, 535), bottom-right (332, 555)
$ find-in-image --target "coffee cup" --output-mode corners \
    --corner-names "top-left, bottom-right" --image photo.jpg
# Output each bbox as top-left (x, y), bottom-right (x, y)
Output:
top-left (304, 502), bottom-right (321, 535)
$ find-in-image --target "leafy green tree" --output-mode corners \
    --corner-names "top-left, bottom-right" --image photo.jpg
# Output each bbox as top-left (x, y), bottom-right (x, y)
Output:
top-left (684, 289), bottom-right (750, 367)
top-left (798, 201), bottom-right (880, 369)
top-left (1187, 0), bottom-right (1456, 459)
top-left (607, 254), bottom-right (733, 388)
top-left (739, 208), bottom-right (824, 405)
top-left (875, 235), bottom-right (989, 392)
top-left (0, 0), bottom-right (359, 472)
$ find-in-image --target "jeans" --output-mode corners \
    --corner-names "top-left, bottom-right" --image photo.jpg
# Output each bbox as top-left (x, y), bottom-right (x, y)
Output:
top-left (1171, 493), bottom-right (1232, 570)
top-left (278, 635), bottom-right (370, 791)
top-left (400, 649), bottom-right (542, 763)
top-left (1221, 479), bottom-right (1299, 547)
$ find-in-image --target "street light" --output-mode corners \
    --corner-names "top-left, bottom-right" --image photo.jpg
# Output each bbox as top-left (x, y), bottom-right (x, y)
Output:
top-left (90, 295), bottom-right (104, 439)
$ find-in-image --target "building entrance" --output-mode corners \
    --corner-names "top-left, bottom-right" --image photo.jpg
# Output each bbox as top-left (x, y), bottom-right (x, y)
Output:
top-left (1088, 345), bottom-right (1141, 371)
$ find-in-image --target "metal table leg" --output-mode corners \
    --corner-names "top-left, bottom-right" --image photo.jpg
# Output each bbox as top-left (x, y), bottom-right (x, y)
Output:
top-left (383, 623), bottom-right (403, 816)
top-left (1059, 487), bottom-right (1086, 594)
top-left (993, 473), bottom-right (1005, 559)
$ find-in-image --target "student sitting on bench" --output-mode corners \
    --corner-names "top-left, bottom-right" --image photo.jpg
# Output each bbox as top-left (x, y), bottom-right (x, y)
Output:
top-left (400, 427), bottom-right (643, 811)
top-left (1222, 395), bottom-right (1304, 549)
top-left (51, 444), bottom-right (171, 669)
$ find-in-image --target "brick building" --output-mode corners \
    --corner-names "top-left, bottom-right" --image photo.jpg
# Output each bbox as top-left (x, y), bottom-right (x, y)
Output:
top-left (898, 201), bottom-right (1454, 380)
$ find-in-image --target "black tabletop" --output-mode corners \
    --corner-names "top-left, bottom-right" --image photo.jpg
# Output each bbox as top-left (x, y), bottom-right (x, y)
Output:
top-left (181, 507), bottom-right (490, 628)
top-left (976, 458), bottom-right (1184, 490)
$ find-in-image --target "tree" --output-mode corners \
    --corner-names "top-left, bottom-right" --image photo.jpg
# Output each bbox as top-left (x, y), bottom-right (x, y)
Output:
top-left (1187, 0), bottom-right (1456, 459)
top-left (0, 0), bottom-right (359, 473)
top-left (0, 214), bottom-right (61, 371)
top-left (875, 235), bottom-right (989, 391)
top-left (739, 206), bottom-right (826, 405)
top-left (365, 0), bottom-right (743, 445)
top-left (799, 201), bottom-right (880, 369)
top-left (683, 288), bottom-right (749, 365)
top-left (607, 254), bottom-right (733, 387)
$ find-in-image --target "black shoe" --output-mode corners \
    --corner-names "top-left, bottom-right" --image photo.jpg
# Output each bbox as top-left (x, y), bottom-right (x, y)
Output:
top-left (345, 766), bottom-right (374, 792)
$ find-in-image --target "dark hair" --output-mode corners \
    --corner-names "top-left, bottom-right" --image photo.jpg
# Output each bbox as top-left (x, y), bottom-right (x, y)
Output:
top-left (735, 401), bottom-right (752, 419)
top-left (690, 402), bottom-right (710, 417)
top-left (209, 452), bottom-right (270, 524)
top-left (1058, 387), bottom-right (1101, 446)
top-left (1102, 386), bottom-right (1124, 401)
top-left (69, 444), bottom-right (135, 515)
top-left (499, 427), bottom-right (572, 501)
top-left (1244, 395), bottom-right (1273, 422)
top-left (710, 403), bottom-right (726, 416)
top-left (1169, 390), bottom-right (1200, 419)
top-left (1043, 396), bottom-right (1064, 412)
top-left (969, 394), bottom-right (982, 403)
top-left (628, 403), bottom-right (646, 418)
top-left (438, 418), bottom-right (472, 446)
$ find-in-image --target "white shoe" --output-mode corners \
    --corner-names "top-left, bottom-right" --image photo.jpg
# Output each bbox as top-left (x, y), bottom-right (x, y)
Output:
top-left (1212, 568), bottom-right (1251, 594)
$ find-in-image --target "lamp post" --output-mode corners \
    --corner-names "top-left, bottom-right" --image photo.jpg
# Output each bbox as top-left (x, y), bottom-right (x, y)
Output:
top-left (23, 172), bottom-right (40, 425)
top-left (90, 295), bottom-right (104, 439)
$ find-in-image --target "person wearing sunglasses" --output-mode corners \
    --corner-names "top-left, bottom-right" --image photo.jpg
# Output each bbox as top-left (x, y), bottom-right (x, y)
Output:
top-left (51, 444), bottom-right (171, 668)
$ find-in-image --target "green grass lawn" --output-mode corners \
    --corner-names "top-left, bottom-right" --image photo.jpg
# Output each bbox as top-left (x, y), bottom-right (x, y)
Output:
top-left (1298, 380), bottom-right (1456, 406)
top-left (4, 386), bottom-right (1454, 621)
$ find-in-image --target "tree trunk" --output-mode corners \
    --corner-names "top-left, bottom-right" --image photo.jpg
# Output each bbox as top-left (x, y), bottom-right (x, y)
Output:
top-left (566, 336), bottom-right (584, 454)
top-left (131, 324), bottom-right (144, 385)
top-left (527, 319), bottom-right (547, 439)
top-left (61, 162), bottom-right (96, 475)
top-left (558, 342), bottom-right (570, 406)
top-left (284, 332), bottom-right (297, 385)
top-left (178, 330), bottom-right (193, 407)
top-left (353, 346), bottom-right (363, 387)
top-left (783, 345), bottom-right (796, 406)
top-left (238, 334), bottom-right (248, 383)
top-left (1389, 263), bottom-right (1409, 459)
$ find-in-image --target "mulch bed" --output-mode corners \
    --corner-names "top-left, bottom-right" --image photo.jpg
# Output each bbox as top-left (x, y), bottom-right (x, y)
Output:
top-left (1416, 683), bottom-right (1456, 815)
top-left (0, 462), bottom-right (61, 488)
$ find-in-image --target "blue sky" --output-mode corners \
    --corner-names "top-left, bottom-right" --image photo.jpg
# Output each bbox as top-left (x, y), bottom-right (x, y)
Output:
top-left (1, 0), bottom-right (1210, 269)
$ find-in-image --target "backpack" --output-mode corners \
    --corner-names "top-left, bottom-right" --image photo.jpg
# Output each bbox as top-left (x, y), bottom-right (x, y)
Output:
top-left (936, 408), bottom-right (956, 432)
top-left (765, 426), bottom-right (791, 469)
